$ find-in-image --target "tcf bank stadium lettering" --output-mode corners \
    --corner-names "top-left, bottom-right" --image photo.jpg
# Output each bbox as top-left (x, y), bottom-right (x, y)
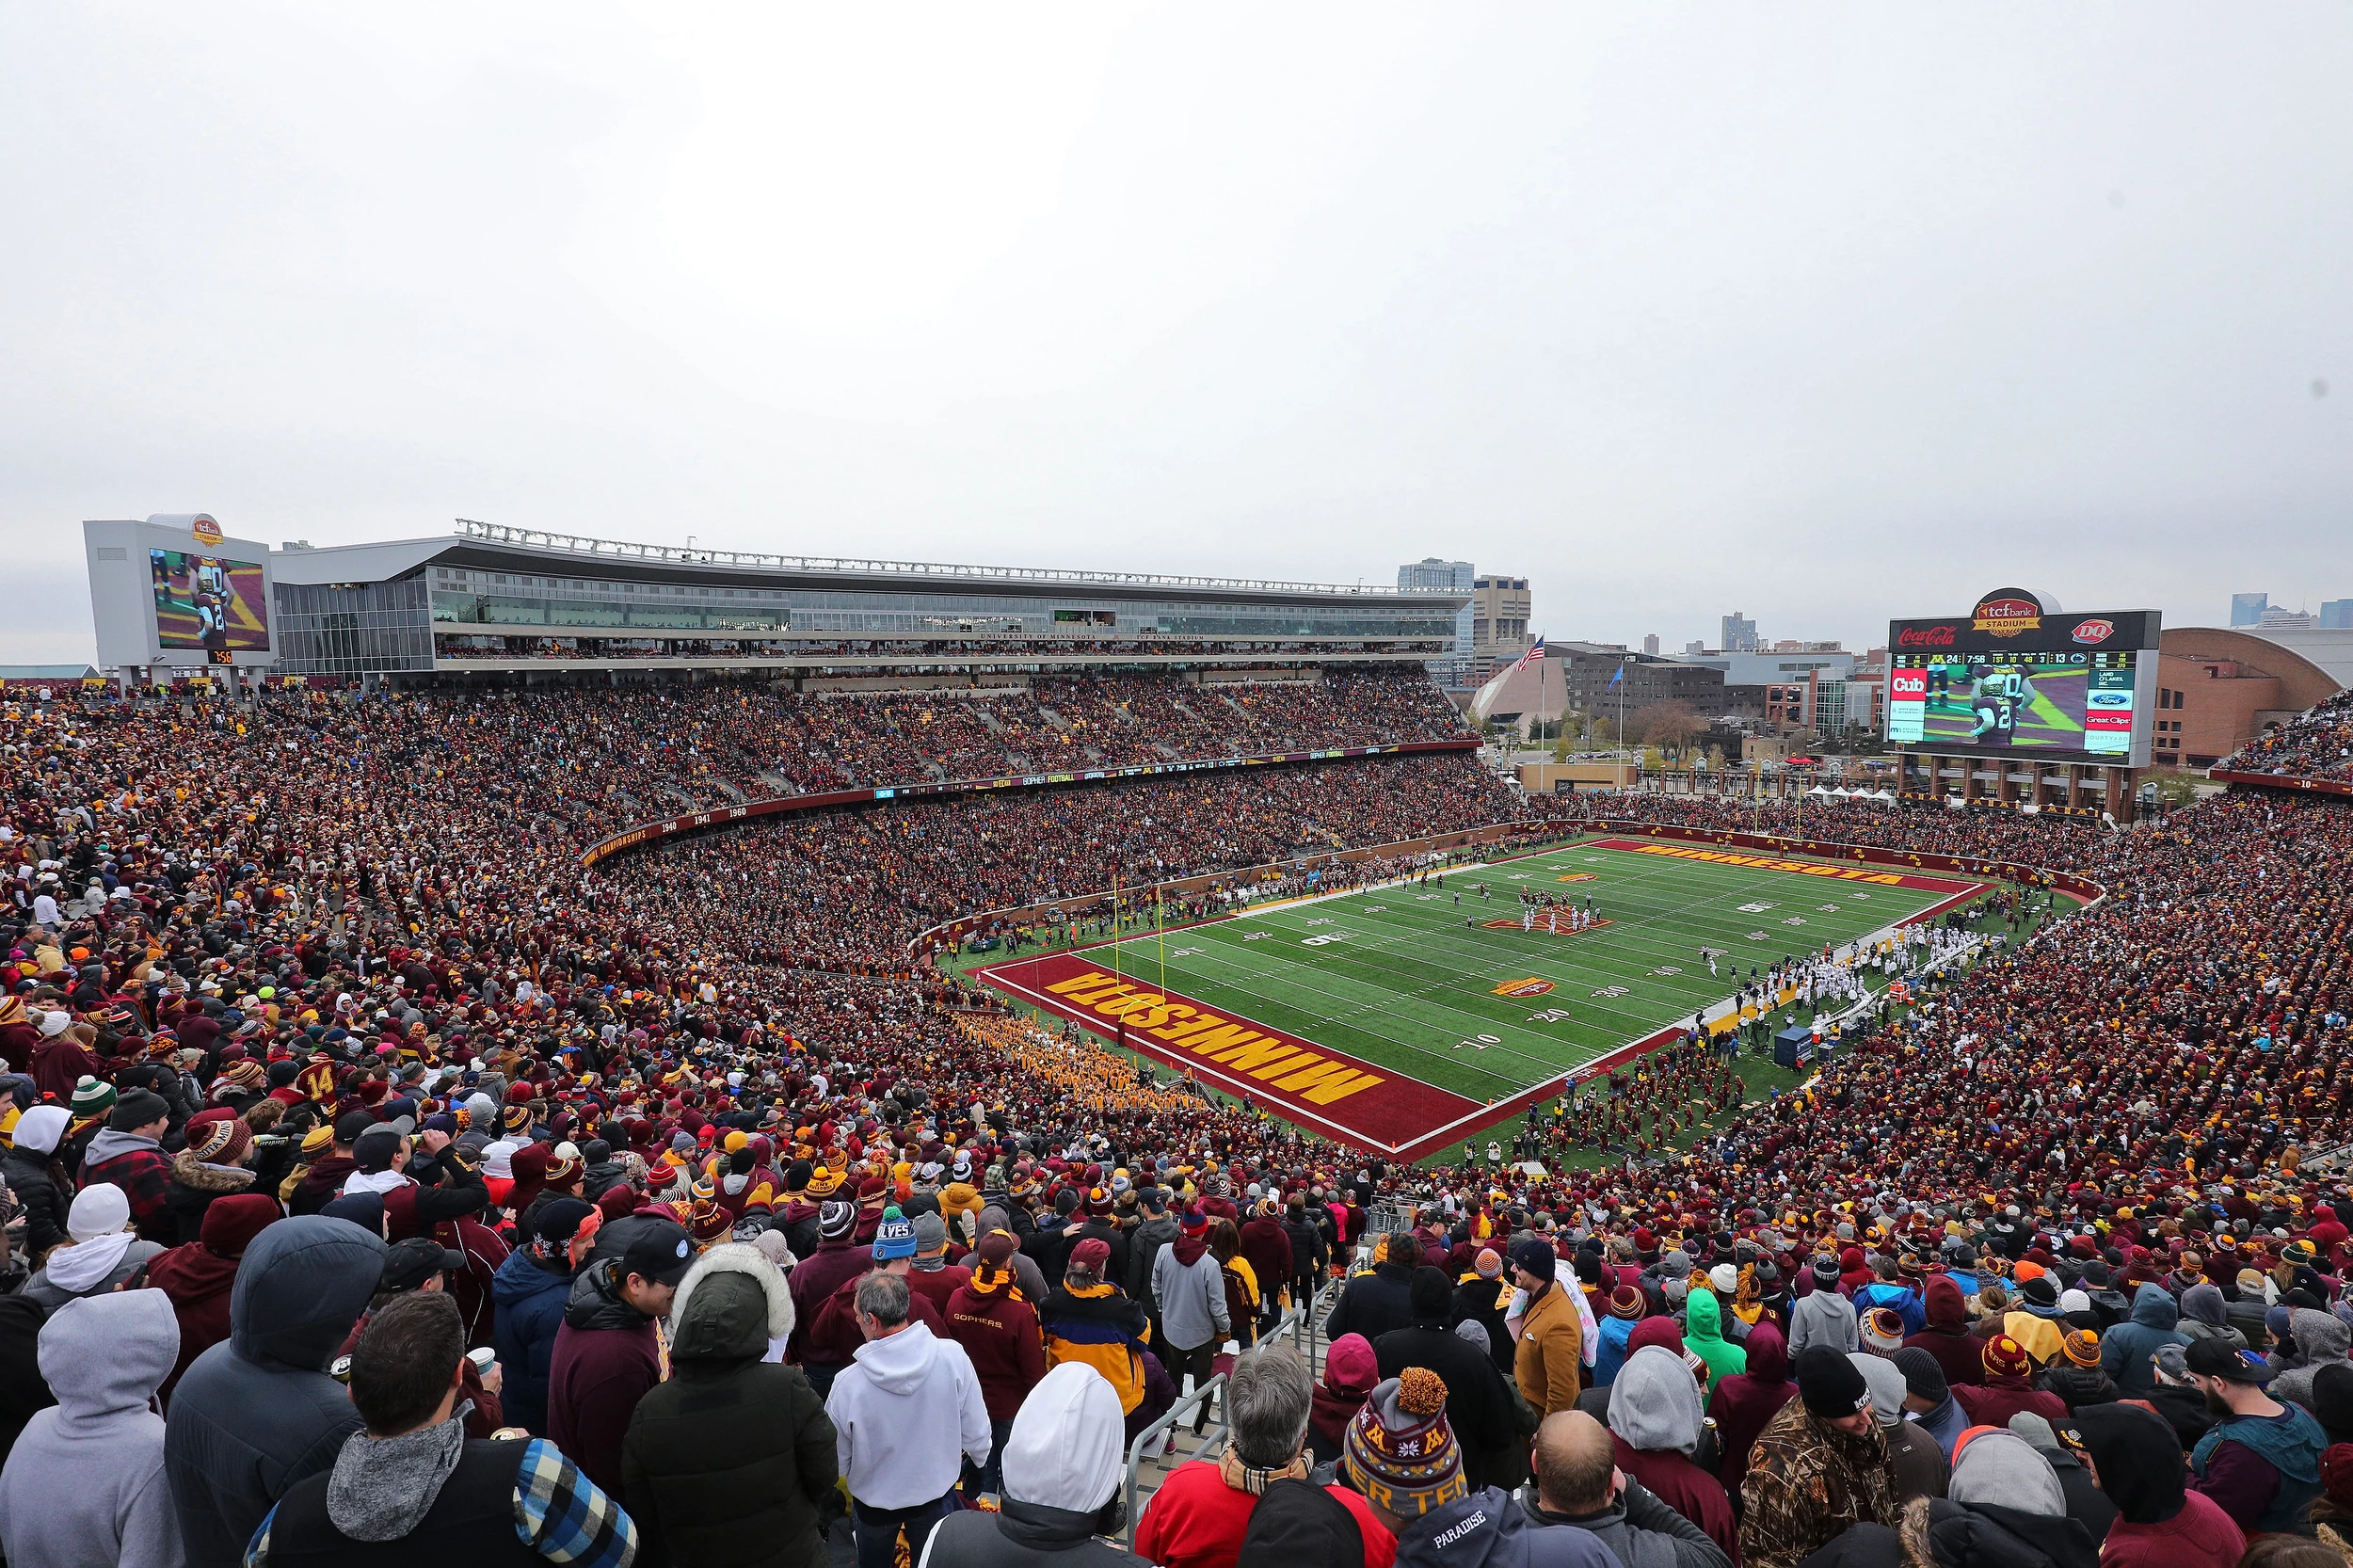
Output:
top-left (1623, 841), bottom-right (1913, 884)
top-left (1040, 971), bottom-right (1385, 1105)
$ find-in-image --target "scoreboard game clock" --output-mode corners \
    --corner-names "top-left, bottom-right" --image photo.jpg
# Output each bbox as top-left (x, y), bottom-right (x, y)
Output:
top-left (1884, 587), bottom-right (2158, 768)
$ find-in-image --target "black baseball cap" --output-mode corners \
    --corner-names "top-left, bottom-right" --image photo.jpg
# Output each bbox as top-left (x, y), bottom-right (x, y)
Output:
top-left (2184, 1337), bottom-right (2275, 1384)
top-left (379, 1237), bottom-right (465, 1292)
top-left (620, 1221), bottom-right (696, 1288)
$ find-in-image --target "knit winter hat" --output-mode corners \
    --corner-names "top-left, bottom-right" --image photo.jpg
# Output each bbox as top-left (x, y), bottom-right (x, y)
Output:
top-left (872, 1206), bottom-right (917, 1260)
top-left (911, 1211), bottom-right (949, 1256)
top-left (1797, 1345), bottom-right (1871, 1418)
top-left (70, 1077), bottom-right (115, 1117)
top-left (1608, 1285), bottom-right (1646, 1320)
top-left (299, 1123), bottom-right (335, 1157)
top-left (188, 1116), bottom-right (253, 1166)
top-left (1982, 1334), bottom-right (2032, 1379)
top-left (2059, 1329), bottom-right (2102, 1369)
top-left (1474, 1248), bottom-right (1502, 1280)
top-left (1344, 1369), bottom-right (1466, 1517)
top-left (1892, 1346), bottom-right (1948, 1405)
top-left (1861, 1307), bottom-right (1906, 1353)
top-left (819, 1200), bottom-right (857, 1240)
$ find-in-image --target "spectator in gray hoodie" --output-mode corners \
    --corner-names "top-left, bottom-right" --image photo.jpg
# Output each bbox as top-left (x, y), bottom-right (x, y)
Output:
top-left (1151, 1226), bottom-right (1231, 1437)
top-left (0, 1289), bottom-right (185, 1568)
top-left (1786, 1259), bottom-right (1859, 1358)
top-left (2273, 1306), bottom-right (2353, 1413)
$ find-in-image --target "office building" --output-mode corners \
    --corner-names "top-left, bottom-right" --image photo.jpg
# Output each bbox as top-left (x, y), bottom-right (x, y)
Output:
top-left (2231, 593), bottom-right (2269, 628)
top-left (1721, 611), bottom-right (1760, 652)
top-left (1641, 633), bottom-right (1660, 655)
top-left (2324, 600), bottom-right (2353, 631)
top-left (1398, 558), bottom-right (1477, 687)
top-left (1470, 574), bottom-right (1533, 680)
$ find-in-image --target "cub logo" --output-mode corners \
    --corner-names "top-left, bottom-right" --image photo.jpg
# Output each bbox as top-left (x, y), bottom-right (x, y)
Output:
top-left (1491, 977), bottom-right (1555, 998)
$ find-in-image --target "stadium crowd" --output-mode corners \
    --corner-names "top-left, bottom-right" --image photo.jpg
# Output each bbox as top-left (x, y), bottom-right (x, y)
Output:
top-left (2221, 692), bottom-right (2353, 786)
top-left (5, 673), bottom-right (2353, 1567)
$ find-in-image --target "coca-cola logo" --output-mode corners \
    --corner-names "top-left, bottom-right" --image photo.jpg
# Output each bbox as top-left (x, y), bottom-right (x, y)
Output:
top-left (2071, 618), bottom-right (2115, 645)
top-left (1897, 624), bottom-right (1957, 648)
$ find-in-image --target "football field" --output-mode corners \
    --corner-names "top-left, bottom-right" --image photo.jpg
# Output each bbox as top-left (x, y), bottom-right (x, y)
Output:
top-left (978, 835), bottom-right (1986, 1155)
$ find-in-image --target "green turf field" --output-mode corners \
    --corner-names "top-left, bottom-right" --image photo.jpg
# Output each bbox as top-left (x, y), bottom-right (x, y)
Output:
top-left (1066, 838), bottom-right (1971, 1105)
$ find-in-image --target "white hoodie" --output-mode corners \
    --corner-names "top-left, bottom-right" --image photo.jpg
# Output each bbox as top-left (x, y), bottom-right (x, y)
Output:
top-left (824, 1320), bottom-right (993, 1510)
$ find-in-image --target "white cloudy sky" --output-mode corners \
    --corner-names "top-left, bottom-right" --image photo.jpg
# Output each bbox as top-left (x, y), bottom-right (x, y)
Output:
top-left (4, 3), bottom-right (2348, 662)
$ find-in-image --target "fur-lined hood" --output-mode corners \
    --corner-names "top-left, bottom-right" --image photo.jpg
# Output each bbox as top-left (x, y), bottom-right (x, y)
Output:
top-left (666, 1241), bottom-right (793, 1360)
top-left (172, 1147), bottom-right (259, 1193)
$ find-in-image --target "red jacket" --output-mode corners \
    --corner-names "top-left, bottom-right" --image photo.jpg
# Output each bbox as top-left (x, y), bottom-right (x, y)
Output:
top-left (547, 1268), bottom-right (664, 1497)
top-left (1952, 1375), bottom-right (2068, 1429)
top-left (804, 1270), bottom-right (945, 1370)
top-left (940, 1281), bottom-right (1046, 1421)
top-left (905, 1260), bottom-right (971, 1320)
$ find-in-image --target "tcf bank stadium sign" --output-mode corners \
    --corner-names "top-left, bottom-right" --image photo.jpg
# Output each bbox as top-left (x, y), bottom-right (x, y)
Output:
top-left (1970, 590), bottom-right (2044, 638)
top-left (576, 739), bottom-right (1480, 867)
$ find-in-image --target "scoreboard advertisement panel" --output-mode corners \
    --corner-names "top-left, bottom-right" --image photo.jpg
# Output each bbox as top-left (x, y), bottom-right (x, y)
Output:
top-left (1885, 589), bottom-right (2157, 767)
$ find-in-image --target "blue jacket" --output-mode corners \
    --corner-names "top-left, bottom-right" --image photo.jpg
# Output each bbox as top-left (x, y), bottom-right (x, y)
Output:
top-left (1593, 1315), bottom-right (1640, 1388)
top-left (2099, 1283), bottom-right (2188, 1400)
top-left (1852, 1280), bottom-right (1926, 1337)
top-left (490, 1247), bottom-right (577, 1435)
top-left (1391, 1486), bottom-right (1620, 1568)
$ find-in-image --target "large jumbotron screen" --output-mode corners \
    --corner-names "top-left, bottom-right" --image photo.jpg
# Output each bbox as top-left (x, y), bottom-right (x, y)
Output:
top-left (1884, 591), bottom-right (2156, 766)
top-left (151, 549), bottom-right (271, 656)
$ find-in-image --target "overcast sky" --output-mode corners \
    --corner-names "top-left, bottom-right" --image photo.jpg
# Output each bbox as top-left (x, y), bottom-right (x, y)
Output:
top-left (5, 4), bottom-right (2348, 664)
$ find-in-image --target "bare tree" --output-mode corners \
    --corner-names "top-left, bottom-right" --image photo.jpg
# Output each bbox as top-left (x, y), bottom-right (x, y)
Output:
top-left (1629, 699), bottom-right (1704, 749)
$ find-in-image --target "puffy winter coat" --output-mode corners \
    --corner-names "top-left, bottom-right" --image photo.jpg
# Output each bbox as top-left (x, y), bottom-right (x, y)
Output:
top-left (622, 1244), bottom-right (838, 1568)
top-left (488, 1247), bottom-right (575, 1436)
top-left (163, 1215), bottom-right (386, 1568)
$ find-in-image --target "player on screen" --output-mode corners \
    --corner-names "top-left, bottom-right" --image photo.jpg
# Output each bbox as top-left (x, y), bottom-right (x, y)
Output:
top-left (1966, 664), bottom-right (2031, 744)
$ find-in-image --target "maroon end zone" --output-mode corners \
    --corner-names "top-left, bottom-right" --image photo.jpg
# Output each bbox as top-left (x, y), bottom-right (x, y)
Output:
top-left (1580, 838), bottom-right (1982, 895)
top-left (976, 950), bottom-right (1485, 1151)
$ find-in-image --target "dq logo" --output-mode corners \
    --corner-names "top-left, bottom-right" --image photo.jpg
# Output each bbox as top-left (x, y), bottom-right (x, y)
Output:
top-left (1491, 977), bottom-right (1555, 998)
top-left (2071, 618), bottom-right (2115, 645)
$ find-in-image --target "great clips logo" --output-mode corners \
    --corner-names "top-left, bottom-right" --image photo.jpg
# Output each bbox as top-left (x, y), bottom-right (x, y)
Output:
top-left (1896, 624), bottom-right (1957, 648)
top-left (2071, 618), bottom-right (2115, 645)
top-left (1971, 598), bottom-right (2043, 638)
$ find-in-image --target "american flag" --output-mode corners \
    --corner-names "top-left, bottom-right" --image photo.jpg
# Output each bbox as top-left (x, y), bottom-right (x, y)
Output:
top-left (1470, 636), bottom-right (1545, 723)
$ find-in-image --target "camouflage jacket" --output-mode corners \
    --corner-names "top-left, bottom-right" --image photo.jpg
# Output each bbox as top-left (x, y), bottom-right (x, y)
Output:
top-left (1737, 1400), bottom-right (1897, 1568)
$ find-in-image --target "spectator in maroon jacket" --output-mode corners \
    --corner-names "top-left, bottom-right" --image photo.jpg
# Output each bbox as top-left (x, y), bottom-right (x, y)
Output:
top-left (787, 1199), bottom-right (872, 1389)
top-left (940, 1233), bottom-right (1046, 1496)
top-left (1706, 1318), bottom-right (1796, 1503)
top-left (1904, 1274), bottom-right (1987, 1389)
top-left (1953, 1334), bottom-right (2069, 1429)
top-left (80, 1089), bottom-right (176, 1243)
top-left (904, 1211), bottom-right (971, 1320)
top-left (1239, 1195), bottom-right (1294, 1338)
top-left (145, 1192), bottom-right (280, 1401)
top-left (548, 1218), bottom-right (693, 1497)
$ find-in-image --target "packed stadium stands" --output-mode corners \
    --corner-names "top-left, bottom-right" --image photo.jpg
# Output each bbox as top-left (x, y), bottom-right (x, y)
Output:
top-left (8, 667), bottom-right (2353, 1565)
top-left (2217, 689), bottom-right (2353, 785)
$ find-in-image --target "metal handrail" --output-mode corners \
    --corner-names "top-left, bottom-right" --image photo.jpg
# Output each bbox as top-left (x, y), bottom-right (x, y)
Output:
top-left (1121, 1279), bottom-right (1340, 1548)
top-left (1122, 1373), bottom-right (1228, 1548)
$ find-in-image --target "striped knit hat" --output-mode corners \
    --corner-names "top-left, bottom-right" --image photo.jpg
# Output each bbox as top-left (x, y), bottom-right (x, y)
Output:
top-left (1344, 1369), bottom-right (1465, 1517)
top-left (70, 1077), bottom-right (116, 1117)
